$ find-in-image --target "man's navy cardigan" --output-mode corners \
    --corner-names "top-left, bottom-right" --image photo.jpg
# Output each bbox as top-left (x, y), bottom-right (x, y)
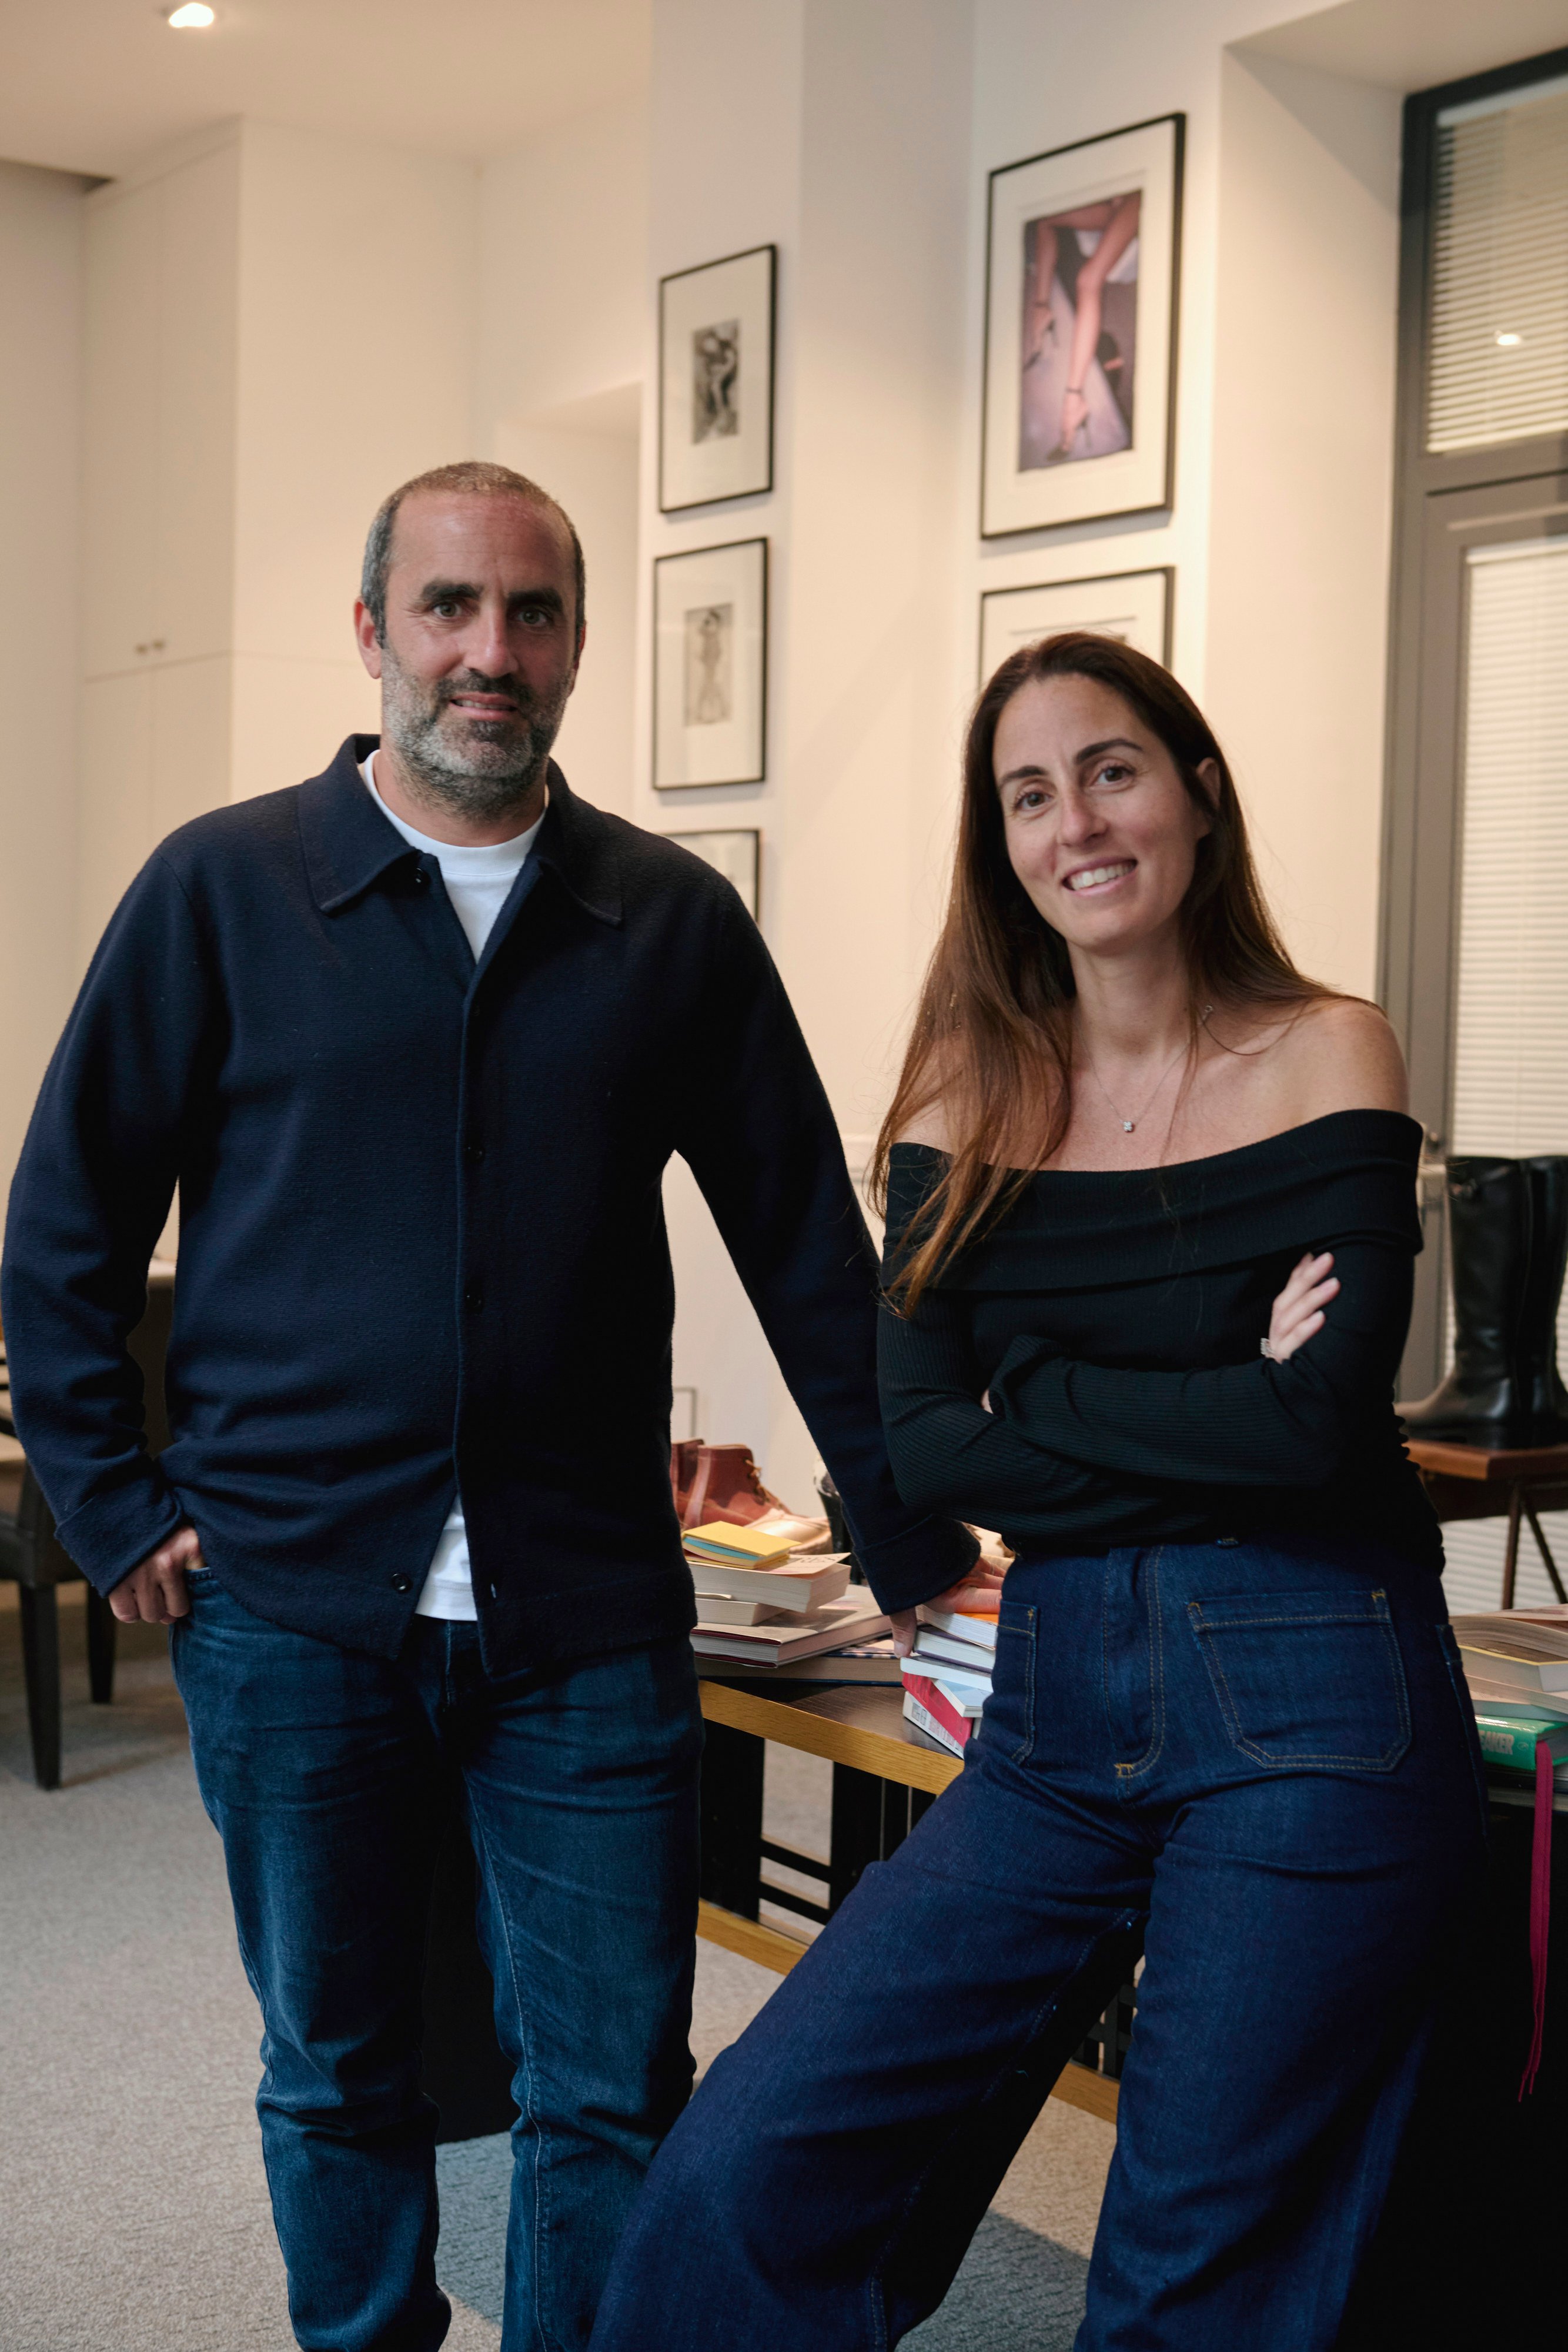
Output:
top-left (2, 739), bottom-right (974, 1668)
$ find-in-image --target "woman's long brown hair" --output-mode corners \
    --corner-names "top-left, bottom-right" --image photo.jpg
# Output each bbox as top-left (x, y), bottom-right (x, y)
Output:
top-left (872, 633), bottom-right (1333, 1310)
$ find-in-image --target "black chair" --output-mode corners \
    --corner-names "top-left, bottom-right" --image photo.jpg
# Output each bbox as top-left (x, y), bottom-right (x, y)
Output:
top-left (0, 1272), bottom-right (173, 1789)
top-left (0, 1460), bottom-right (118, 1789)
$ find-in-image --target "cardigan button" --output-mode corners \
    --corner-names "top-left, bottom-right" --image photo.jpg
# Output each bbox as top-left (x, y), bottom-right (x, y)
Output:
top-left (464, 1139), bottom-right (486, 1165)
top-left (412, 866), bottom-right (429, 890)
top-left (390, 1572), bottom-right (414, 1593)
top-left (464, 1281), bottom-right (485, 1312)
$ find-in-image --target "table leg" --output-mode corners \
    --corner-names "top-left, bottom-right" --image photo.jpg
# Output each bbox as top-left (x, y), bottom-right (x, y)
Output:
top-left (1502, 1486), bottom-right (1523, 1610)
top-left (1075, 1979), bottom-right (1140, 2080)
top-left (828, 1766), bottom-right (934, 1912)
top-left (1522, 1496), bottom-right (1568, 1605)
top-left (699, 1717), bottom-right (765, 1920)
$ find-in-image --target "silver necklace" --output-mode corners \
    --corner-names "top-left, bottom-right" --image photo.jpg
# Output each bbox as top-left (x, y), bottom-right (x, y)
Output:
top-left (1082, 1005), bottom-right (1213, 1134)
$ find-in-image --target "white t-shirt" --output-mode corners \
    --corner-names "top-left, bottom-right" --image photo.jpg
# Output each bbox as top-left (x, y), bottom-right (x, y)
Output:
top-left (360, 750), bottom-right (546, 1619)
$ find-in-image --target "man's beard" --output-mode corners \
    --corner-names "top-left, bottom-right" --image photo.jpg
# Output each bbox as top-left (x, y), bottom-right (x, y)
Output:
top-left (380, 648), bottom-right (570, 823)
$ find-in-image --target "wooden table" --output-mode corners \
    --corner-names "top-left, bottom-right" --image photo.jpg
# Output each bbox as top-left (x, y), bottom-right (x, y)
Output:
top-left (695, 1671), bottom-right (1129, 2124)
top-left (1409, 1437), bottom-right (1568, 1606)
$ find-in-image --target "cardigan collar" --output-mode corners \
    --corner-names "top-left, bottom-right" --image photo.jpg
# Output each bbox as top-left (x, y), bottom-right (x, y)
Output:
top-left (297, 736), bottom-right (623, 927)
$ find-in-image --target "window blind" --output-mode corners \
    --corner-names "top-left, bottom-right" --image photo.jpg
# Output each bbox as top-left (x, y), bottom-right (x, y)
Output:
top-left (1428, 75), bottom-right (1568, 454)
top-left (1450, 539), bottom-right (1568, 1155)
top-left (1442, 537), bottom-right (1568, 1609)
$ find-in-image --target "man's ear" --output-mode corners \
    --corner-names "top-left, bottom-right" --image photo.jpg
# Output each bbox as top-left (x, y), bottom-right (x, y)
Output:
top-left (353, 599), bottom-right (384, 680)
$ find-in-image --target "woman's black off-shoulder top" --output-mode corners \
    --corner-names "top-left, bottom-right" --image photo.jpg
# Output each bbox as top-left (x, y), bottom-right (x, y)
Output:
top-left (878, 1110), bottom-right (1442, 1572)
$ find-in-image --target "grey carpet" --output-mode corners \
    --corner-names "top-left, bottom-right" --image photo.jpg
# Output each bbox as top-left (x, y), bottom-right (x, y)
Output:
top-left (0, 1595), bottom-right (1112, 2349)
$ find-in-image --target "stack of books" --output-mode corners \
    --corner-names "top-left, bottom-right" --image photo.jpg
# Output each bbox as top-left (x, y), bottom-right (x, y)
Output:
top-left (684, 1522), bottom-right (891, 1666)
top-left (901, 1591), bottom-right (1000, 1758)
top-left (1453, 1609), bottom-right (1568, 1789)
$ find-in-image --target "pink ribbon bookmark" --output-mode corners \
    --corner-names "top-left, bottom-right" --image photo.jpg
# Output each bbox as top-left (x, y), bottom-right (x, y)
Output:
top-left (1521, 1730), bottom-right (1554, 2099)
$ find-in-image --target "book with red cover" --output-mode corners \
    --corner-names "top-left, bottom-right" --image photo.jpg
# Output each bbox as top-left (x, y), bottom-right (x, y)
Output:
top-left (901, 1672), bottom-right (977, 1750)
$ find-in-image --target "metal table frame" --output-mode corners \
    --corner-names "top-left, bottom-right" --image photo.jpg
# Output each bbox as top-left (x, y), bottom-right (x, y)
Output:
top-left (696, 1673), bottom-right (1132, 2124)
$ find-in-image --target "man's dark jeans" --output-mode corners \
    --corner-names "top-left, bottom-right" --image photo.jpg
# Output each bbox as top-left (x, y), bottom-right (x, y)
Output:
top-left (172, 1570), bottom-right (703, 2352)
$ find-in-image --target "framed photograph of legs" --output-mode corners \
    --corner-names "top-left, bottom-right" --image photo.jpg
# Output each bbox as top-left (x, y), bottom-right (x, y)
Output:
top-left (982, 115), bottom-right (1183, 537)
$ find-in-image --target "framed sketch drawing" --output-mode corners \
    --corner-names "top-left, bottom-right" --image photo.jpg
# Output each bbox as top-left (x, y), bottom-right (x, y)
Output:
top-left (982, 115), bottom-right (1183, 537)
top-left (659, 245), bottom-right (776, 513)
top-left (665, 828), bottom-right (761, 918)
top-left (978, 567), bottom-right (1172, 685)
top-left (653, 538), bottom-right (768, 790)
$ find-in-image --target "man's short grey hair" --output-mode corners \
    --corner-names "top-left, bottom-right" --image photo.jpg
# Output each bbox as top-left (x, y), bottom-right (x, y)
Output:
top-left (360, 460), bottom-right (586, 642)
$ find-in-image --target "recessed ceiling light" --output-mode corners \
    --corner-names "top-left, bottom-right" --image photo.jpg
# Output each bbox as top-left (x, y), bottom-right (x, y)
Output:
top-left (167, 4), bottom-right (216, 25)
top-left (1496, 330), bottom-right (1524, 348)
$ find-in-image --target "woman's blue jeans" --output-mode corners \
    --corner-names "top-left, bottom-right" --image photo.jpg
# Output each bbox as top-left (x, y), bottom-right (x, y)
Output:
top-left (589, 1535), bottom-right (1486, 2351)
top-left (171, 1571), bottom-right (703, 2352)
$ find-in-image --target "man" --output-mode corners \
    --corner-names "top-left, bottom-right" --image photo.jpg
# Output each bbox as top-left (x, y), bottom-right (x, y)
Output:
top-left (2, 462), bottom-right (974, 2352)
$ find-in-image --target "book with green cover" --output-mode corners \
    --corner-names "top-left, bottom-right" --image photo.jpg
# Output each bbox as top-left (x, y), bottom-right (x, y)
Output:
top-left (1473, 1716), bottom-right (1568, 1776)
top-left (1464, 1676), bottom-right (1568, 1722)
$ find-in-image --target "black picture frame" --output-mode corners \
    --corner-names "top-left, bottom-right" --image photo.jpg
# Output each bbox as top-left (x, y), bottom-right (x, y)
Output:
top-left (978, 564), bottom-right (1174, 684)
top-left (981, 113), bottom-right (1183, 538)
top-left (658, 244), bottom-right (777, 514)
top-left (652, 536), bottom-right (769, 791)
top-left (663, 828), bottom-right (762, 918)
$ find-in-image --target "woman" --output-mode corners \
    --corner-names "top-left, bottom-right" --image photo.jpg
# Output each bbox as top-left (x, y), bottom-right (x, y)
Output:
top-left (590, 637), bottom-right (1485, 2351)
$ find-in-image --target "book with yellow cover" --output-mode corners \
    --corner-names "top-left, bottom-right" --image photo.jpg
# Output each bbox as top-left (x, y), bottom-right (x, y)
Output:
top-left (682, 1522), bottom-right (795, 1567)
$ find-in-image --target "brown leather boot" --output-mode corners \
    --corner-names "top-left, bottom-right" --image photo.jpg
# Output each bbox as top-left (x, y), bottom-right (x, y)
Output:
top-left (678, 1442), bottom-right (833, 1551)
top-left (669, 1438), bottom-right (705, 1518)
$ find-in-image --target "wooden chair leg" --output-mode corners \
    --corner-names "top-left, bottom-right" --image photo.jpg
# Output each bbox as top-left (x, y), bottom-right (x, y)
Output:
top-left (86, 1586), bottom-right (116, 1704)
top-left (17, 1585), bottom-right (62, 1790)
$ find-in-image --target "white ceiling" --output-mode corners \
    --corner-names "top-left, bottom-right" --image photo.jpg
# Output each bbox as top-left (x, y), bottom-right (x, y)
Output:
top-left (0, 0), bottom-right (651, 178)
top-left (1245, 0), bottom-right (1568, 90)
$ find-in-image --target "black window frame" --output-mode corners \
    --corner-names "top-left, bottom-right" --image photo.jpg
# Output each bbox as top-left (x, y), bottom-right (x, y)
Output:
top-left (1380, 43), bottom-right (1568, 1393)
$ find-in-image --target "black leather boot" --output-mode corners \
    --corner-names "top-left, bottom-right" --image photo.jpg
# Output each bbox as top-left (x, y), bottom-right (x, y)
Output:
top-left (1520, 1157), bottom-right (1568, 1442)
top-left (1399, 1157), bottom-right (1533, 1445)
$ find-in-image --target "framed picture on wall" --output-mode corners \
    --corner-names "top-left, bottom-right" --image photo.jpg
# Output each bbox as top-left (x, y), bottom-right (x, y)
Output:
top-left (659, 245), bottom-right (776, 513)
top-left (981, 115), bottom-right (1183, 537)
top-left (653, 537), bottom-right (768, 790)
top-left (664, 828), bottom-right (761, 918)
top-left (978, 566), bottom-right (1172, 684)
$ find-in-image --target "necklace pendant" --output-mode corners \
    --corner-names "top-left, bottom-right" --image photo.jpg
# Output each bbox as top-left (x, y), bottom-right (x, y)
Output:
top-left (1122, 1120), bottom-right (1135, 1132)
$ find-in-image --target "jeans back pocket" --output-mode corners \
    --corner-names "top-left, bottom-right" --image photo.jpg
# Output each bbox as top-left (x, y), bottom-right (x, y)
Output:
top-left (980, 1598), bottom-right (1037, 1765)
top-left (1188, 1586), bottom-right (1411, 1771)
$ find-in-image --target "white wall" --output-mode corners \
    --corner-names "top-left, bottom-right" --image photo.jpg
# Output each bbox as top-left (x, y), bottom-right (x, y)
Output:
top-left (229, 121), bottom-right (479, 808)
top-left (644, 0), bottom-right (974, 1514)
top-left (496, 401), bottom-right (640, 819)
top-left (966, 2), bottom-right (1401, 944)
top-left (79, 126), bottom-right (240, 963)
top-left (1208, 50), bottom-right (1402, 995)
top-left (0, 161), bottom-right (86, 1190)
top-left (645, 0), bottom-right (1413, 1512)
top-left (477, 99), bottom-right (651, 821)
top-left (476, 96), bottom-right (648, 430)
top-left (76, 121), bottom-right (481, 954)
